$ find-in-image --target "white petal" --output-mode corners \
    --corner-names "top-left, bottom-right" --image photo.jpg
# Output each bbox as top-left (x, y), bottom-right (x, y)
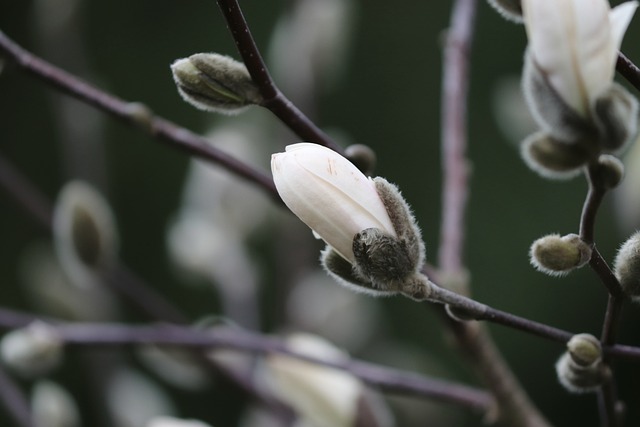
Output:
top-left (609, 2), bottom-right (638, 58)
top-left (272, 143), bottom-right (395, 262)
top-left (574, 0), bottom-right (616, 106)
top-left (523, 0), bottom-right (584, 115)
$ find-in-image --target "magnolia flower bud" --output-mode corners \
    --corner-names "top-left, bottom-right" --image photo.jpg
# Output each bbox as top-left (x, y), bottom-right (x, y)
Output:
top-left (613, 231), bottom-right (640, 301)
top-left (0, 322), bottom-right (63, 378)
top-left (530, 234), bottom-right (592, 276)
top-left (487, 0), bottom-right (523, 22)
top-left (272, 143), bottom-right (396, 262)
top-left (271, 143), bottom-right (429, 300)
top-left (171, 53), bottom-right (263, 114)
top-left (520, 132), bottom-right (594, 179)
top-left (522, 0), bottom-right (638, 118)
top-left (592, 83), bottom-right (639, 152)
top-left (556, 334), bottom-right (606, 393)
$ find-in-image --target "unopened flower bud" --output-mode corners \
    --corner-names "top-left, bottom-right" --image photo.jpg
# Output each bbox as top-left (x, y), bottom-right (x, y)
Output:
top-left (0, 322), bottom-right (63, 378)
top-left (53, 181), bottom-right (118, 290)
top-left (487, 0), bottom-right (523, 22)
top-left (171, 53), bottom-right (262, 114)
top-left (567, 334), bottom-right (602, 367)
top-left (521, 132), bottom-right (594, 179)
top-left (591, 155), bottom-right (625, 189)
top-left (522, 0), bottom-right (638, 119)
top-left (272, 143), bottom-right (430, 300)
top-left (32, 380), bottom-right (80, 427)
top-left (344, 144), bottom-right (376, 176)
top-left (556, 333), bottom-right (606, 393)
top-left (530, 234), bottom-right (592, 276)
top-left (259, 333), bottom-right (363, 427)
top-left (613, 231), bottom-right (640, 301)
top-left (147, 416), bottom-right (212, 427)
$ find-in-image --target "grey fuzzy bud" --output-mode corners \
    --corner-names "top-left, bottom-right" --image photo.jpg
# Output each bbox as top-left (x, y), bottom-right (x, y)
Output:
top-left (530, 233), bottom-right (592, 276)
top-left (593, 83), bottom-right (639, 152)
top-left (613, 231), bottom-right (640, 302)
top-left (522, 51), bottom-right (594, 143)
top-left (171, 53), bottom-right (262, 114)
top-left (591, 155), bottom-right (624, 190)
top-left (487, 0), bottom-right (523, 23)
top-left (321, 177), bottom-right (431, 301)
top-left (556, 334), bottom-right (606, 393)
top-left (521, 132), bottom-right (594, 179)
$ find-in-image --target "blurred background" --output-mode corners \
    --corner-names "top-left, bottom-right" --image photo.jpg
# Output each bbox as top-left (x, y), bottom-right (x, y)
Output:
top-left (1, 0), bottom-right (640, 426)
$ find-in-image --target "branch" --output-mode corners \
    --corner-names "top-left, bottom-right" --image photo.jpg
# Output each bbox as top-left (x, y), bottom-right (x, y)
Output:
top-left (0, 365), bottom-right (34, 427)
top-left (0, 30), bottom-right (280, 203)
top-left (616, 52), bottom-right (640, 92)
top-left (0, 311), bottom-right (493, 413)
top-left (214, 0), bottom-right (343, 154)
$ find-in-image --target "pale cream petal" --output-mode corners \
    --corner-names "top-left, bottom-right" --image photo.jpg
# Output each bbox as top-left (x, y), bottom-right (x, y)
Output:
top-left (523, 0), bottom-right (585, 115)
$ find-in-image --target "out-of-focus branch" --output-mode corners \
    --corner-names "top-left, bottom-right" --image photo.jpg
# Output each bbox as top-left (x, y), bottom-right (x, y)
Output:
top-left (437, 1), bottom-right (550, 426)
top-left (616, 52), bottom-right (640, 92)
top-left (214, 0), bottom-right (343, 154)
top-left (0, 309), bottom-right (493, 413)
top-left (0, 30), bottom-right (280, 203)
top-left (0, 365), bottom-right (34, 427)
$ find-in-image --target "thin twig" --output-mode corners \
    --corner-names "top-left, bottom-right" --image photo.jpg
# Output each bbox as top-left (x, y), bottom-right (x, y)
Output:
top-left (0, 315), bottom-right (494, 413)
top-left (579, 161), bottom-right (625, 427)
top-left (214, 0), bottom-right (343, 154)
top-left (438, 0), bottom-right (472, 274)
top-left (616, 51), bottom-right (640, 92)
top-left (0, 365), bottom-right (34, 427)
top-left (0, 30), bottom-right (280, 203)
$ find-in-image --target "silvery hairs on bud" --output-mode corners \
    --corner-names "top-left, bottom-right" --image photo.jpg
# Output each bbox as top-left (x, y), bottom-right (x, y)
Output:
top-left (487, 0), bottom-right (523, 23)
top-left (323, 177), bottom-right (430, 301)
top-left (171, 53), bottom-right (263, 115)
top-left (529, 234), bottom-right (592, 277)
top-left (520, 131), bottom-right (594, 180)
top-left (613, 231), bottom-right (640, 302)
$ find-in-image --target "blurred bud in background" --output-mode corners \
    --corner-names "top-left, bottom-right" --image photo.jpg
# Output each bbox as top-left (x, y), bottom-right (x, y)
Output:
top-left (167, 114), bottom-right (272, 329)
top-left (52, 181), bottom-right (119, 289)
top-left (257, 333), bottom-right (395, 427)
top-left (268, 0), bottom-right (356, 111)
top-left (0, 322), bottom-right (63, 378)
top-left (147, 416), bottom-right (213, 427)
top-left (32, 380), bottom-right (81, 427)
top-left (19, 242), bottom-right (120, 321)
top-left (136, 345), bottom-right (212, 392)
top-left (106, 367), bottom-right (176, 427)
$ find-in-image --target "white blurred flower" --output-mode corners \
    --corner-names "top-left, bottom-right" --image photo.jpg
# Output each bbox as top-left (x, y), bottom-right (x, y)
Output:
top-left (52, 180), bottom-right (119, 289)
top-left (136, 345), bottom-right (211, 391)
top-left (0, 322), bottom-right (63, 378)
top-left (146, 416), bottom-right (212, 427)
top-left (522, 0), bottom-right (637, 117)
top-left (32, 380), bottom-right (80, 427)
top-left (258, 333), bottom-right (363, 427)
top-left (271, 143), bottom-right (395, 263)
top-left (106, 368), bottom-right (176, 427)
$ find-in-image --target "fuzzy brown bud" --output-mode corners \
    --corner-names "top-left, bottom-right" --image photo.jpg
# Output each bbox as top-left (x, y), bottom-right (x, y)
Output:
top-left (530, 233), bottom-right (592, 276)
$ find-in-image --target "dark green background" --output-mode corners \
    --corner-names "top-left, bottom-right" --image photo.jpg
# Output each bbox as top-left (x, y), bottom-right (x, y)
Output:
top-left (1, 0), bottom-right (640, 426)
